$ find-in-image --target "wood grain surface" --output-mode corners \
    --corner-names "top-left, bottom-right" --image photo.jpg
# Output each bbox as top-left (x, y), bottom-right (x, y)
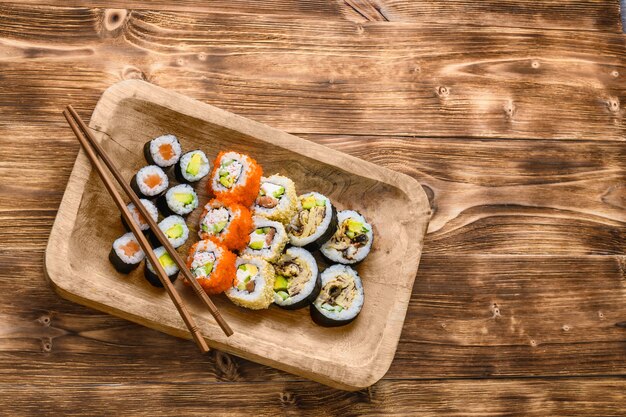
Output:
top-left (0, 0), bottom-right (625, 414)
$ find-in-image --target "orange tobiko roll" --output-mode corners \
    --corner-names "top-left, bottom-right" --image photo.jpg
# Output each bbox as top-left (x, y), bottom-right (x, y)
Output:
top-left (198, 199), bottom-right (253, 252)
top-left (186, 239), bottom-right (236, 295)
top-left (208, 151), bottom-right (262, 207)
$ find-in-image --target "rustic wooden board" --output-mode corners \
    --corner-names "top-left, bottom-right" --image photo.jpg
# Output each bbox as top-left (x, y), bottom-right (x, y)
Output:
top-left (44, 79), bottom-right (430, 390)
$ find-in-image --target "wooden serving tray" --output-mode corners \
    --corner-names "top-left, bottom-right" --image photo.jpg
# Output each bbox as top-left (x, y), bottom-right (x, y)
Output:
top-left (45, 80), bottom-right (430, 390)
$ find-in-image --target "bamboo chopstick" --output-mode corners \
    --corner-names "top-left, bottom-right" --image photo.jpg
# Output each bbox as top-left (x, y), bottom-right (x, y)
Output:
top-left (65, 106), bottom-right (233, 337)
top-left (63, 109), bottom-right (212, 353)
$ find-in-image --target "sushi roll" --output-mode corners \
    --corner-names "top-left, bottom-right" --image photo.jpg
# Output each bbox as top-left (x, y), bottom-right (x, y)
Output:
top-left (143, 134), bottom-right (182, 168)
top-left (226, 256), bottom-right (276, 310)
top-left (253, 174), bottom-right (297, 224)
top-left (311, 265), bottom-right (364, 327)
top-left (150, 215), bottom-right (189, 249)
top-left (144, 246), bottom-right (179, 287)
top-left (242, 217), bottom-right (288, 263)
top-left (175, 150), bottom-right (210, 184)
top-left (273, 247), bottom-right (320, 310)
top-left (198, 199), bottom-right (253, 252)
top-left (130, 165), bottom-right (169, 199)
top-left (156, 184), bottom-right (199, 217)
top-left (121, 199), bottom-right (158, 232)
top-left (321, 210), bottom-right (373, 264)
top-left (186, 239), bottom-right (236, 295)
top-left (287, 192), bottom-right (337, 251)
top-left (109, 232), bottom-right (145, 273)
top-left (208, 151), bottom-right (262, 207)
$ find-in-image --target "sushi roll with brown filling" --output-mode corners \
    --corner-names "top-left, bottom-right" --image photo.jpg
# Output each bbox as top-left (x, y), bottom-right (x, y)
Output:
top-left (109, 232), bottom-right (145, 273)
top-left (311, 264), bottom-right (364, 327)
top-left (130, 165), bottom-right (169, 199)
top-left (320, 210), bottom-right (373, 264)
top-left (273, 247), bottom-right (320, 310)
top-left (143, 134), bottom-right (182, 168)
top-left (287, 192), bottom-right (337, 251)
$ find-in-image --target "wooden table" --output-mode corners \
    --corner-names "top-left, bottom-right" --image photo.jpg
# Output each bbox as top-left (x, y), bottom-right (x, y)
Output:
top-left (0, 1), bottom-right (624, 415)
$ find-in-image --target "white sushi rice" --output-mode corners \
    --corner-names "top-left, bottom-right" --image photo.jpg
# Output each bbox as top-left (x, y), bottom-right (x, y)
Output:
top-left (112, 232), bottom-right (145, 264)
top-left (126, 199), bottom-right (158, 231)
top-left (226, 256), bottom-right (275, 309)
top-left (242, 216), bottom-right (288, 262)
top-left (313, 264), bottom-right (364, 321)
top-left (136, 165), bottom-right (169, 197)
top-left (149, 134), bottom-right (182, 167)
top-left (210, 151), bottom-right (255, 192)
top-left (274, 247), bottom-right (318, 307)
top-left (165, 184), bottom-right (198, 215)
top-left (157, 215), bottom-right (189, 248)
top-left (146, 246), bottom-right (179, 276)
top-left (321, 210), bottom-right (373, 264)
top-left (289, 192), bottom-right (333, 247)
top-left (179, 150), bottom-right (210, 182)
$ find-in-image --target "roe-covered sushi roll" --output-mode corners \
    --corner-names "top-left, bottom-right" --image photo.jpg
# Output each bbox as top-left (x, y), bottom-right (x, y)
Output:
top-left (226, 256), bottom-right (275, 310)
top-left (321, 210), bottom-right (373, 264)
top-left (156, 184), bottom-right (198, 217)
top-left (273, 247), bottom-right (320, 310)
top-left (242, 217), bottom-right (288, 263)
top-left (253, 174), bottom-right (297, 224)
top-left (121, 199), bottom-right (158, 232)
top-left (311, 264), bottom-right (364, 327)
top-left (144, 246), bottom-right (179, 287)
top-left (175, 150), bottom-right (210, 184)
top-left (130, 165), bottom-right (169, 199)
top-left (198, 199), bottom-right (253, 252)
top-left (150, 215), bottom-right (189, 249)
top-left (109, 232), bottom-right (145, 273)
top-left (287, 192), bottom-right (337, 251)
top-left (143, 134), bottom-right (182, 168)
top-left (208, 151), bottom-right (262, 207)
top-left (186, 239), bottom-right (236, 295)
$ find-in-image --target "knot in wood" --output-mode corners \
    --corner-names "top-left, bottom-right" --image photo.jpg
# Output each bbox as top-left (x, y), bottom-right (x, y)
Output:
top-left (38, 315), bottom-right (51, 326)
top-left (41, 337), bottom-right (52, 352)
top-left (436, 86), bottom-right (450, 97)
top-left (606, 97), bottom-right (620, 113)
top-left (531, 60), bottom-right (540, 69)
top-left (101, 9), bottom-right (127, 38)
top-left (279, 391), bottom-right (297, 406)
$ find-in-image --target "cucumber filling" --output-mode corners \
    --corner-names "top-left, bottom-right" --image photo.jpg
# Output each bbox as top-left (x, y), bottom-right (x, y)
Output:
top-left (248, 227), bottom-right (276, 250)
top-left (218, 158), bottom-right (243, 189)
top-left (326, 218), bottom-right (370, 260)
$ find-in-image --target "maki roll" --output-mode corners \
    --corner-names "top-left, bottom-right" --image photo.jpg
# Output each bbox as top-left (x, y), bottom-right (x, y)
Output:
top-left (150, 215), bottom-right (189, 249)
top-left (242, 217), bottom-right (288, 263)
top-left (143, 134), bottom-right (182, 168)
top-left (311, 265), bottom-right (364, 327)
top-left (121, 199), bottom-right (158, 232)
top-left (144, 246), bottom-right (179, 287)
top-left (226, 256), bottom-right (276, 310)
top-left (109, 232), bottom-right (145, 273)
top-left (198, 199), bottom-right (253, 252)
top-left (287, 192), bottom-right (337, 251)
top-left (156, 184), bottom-right (199, 217)
top-left (273, 247), bottom-right (320, 310)
top-left (321, 210), bottom-right (373, 264)
top-left (208, 151), bottom-right (262, 207)
top-left (186, 239), bottom-right (236, 295)
top-left (175, 150), bottom-right (210, 184)
top-left (130, 165), bottom-right (169, 199)
top-left (253, 174), bottom-right (297, 224)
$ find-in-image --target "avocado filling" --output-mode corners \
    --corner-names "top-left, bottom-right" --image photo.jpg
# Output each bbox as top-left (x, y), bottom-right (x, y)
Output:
top-left (247, 227), bottom-right (276, 251)
top-left (317, 273), bottom-right (357, 313)
top-left (217, 158), bottom-right (243, 189)
top-left (235, 263), bottom-right (259, 293)
top-left (173, 192), bottom-right (195, 208)
top-left (200, 207), bottom-right (230, 235)
top-left (191, 251), bottom-right (215, 279)
top-left (327, 218), bottom-right (370, 260)
top-left (158, 252), bottom-right (175, 269)
top-left (288, 195), bottom-right (326, 238)
top-left (186, 152), bottom-right (204, 176)
top-left (165, 223), bottom-right (184, 239)
top-left (255, 182), bottom-right (285, 209)
top-left (273, 254), bottom-right (312, 300)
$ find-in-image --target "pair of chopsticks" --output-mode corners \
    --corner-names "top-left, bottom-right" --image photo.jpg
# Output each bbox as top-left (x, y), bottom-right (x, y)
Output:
top-left (63, 105), bottom-right (233, 353)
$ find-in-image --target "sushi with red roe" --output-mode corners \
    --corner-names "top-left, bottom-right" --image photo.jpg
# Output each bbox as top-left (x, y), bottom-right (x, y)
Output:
top-left (198, 199), bottom-right (253, 252)
top-left (208, 151), bottom-right (262, 207)
top-left (186, 239), bottom-right (237, 295)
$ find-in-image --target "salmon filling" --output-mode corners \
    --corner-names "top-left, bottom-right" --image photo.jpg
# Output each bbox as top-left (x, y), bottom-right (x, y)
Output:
top-left (158, 143), bottom-right (175, 160)
top-left (120, 240), bottom-right (140, 257)
top-left (143, 174), bottom-right (162, 188)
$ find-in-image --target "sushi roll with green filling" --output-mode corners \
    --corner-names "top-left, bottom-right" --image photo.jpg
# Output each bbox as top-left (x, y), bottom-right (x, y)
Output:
top-left (156, 184), bottom-right (198, 217)
top-left (150, 215), bottom-right (189, 249)
top-left (121, 199), bottom-right (158, 233)
top-left (144, 246), bottom-right (179, 287)
top-left (143, 134), bottom-right (182, 168)
top-left (226, 256), bottom-right (275, 310)
top-left (273, 247), bottom-right (320, 310)
top-left (242, 217), bottom-right (288, 263)
top-left (287, 192), bottom-right (337, 251)
top-left (253, 174), bottom-right (297, 224)
top-left (311, 264), bottom-right (364, 327)
top-left (321, 210), bottom-right (373, 264)
top-left (175, 150), bottom-right (210, 184)
top-left (130, 165), bottom-right (169, 199)
top-left (109, 232), bottom-right (145, 273)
